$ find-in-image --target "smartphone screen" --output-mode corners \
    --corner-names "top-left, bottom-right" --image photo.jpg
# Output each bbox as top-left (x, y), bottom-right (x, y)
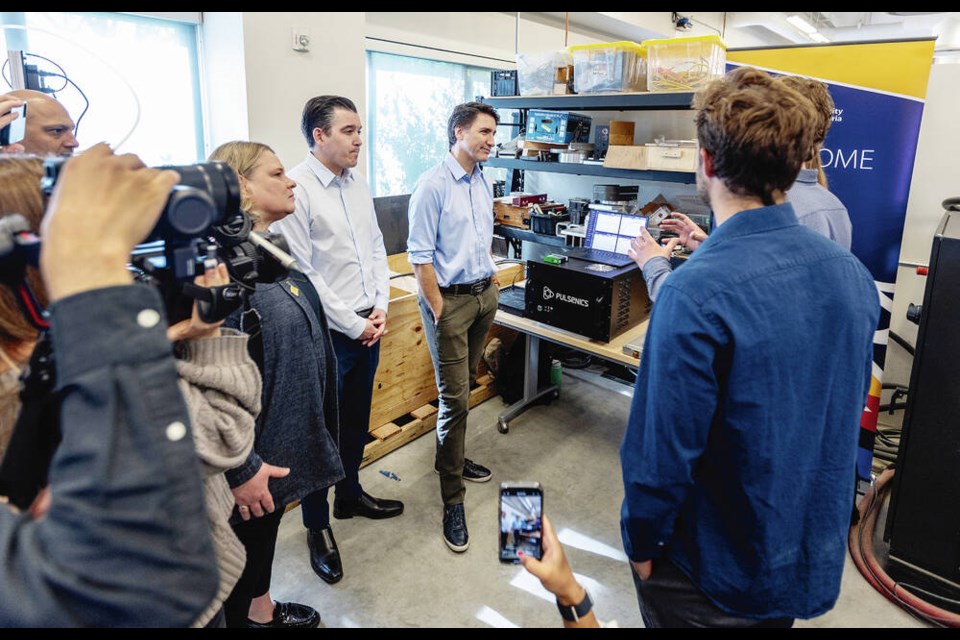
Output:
top-left (0, 104), bottom-right (27, 147)
top-left (499, 482), bottom-right (543, 563)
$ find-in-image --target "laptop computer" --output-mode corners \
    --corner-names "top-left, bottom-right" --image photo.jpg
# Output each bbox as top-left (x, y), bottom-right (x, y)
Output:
top-left (562, 208), bottom-right (646, 267)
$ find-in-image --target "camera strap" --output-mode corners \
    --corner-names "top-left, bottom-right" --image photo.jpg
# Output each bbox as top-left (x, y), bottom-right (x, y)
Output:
top-left (0, 332), bottom-right (61, 510)
top-left (240, 294), bottom-right (264, 373)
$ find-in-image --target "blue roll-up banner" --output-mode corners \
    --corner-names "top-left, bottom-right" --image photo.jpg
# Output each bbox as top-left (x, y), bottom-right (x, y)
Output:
top-left (728, 39), bottom-right (936, 483)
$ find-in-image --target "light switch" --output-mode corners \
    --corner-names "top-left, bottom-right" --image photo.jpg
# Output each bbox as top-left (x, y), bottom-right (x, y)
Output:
top-left (292, 27), bottom-right (311, 52)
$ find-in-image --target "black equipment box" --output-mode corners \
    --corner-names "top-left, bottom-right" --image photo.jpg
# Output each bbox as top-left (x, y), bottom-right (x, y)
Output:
top-left (490, 70), bottom-right (518, 96)
top-left (885, 205), bottom-right (960, 590)
top-left (524, 259), bottom-right (648, 342)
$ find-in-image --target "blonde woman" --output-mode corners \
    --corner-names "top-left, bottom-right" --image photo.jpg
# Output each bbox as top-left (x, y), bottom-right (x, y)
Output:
top-left (212, 141), bottom-right (343, 629)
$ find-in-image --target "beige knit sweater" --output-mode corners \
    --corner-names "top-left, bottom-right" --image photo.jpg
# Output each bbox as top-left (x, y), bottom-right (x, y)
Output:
top-left (0, 366), bottom-right (19, 460)
top-left (174, 330), bottom-right (260, 628)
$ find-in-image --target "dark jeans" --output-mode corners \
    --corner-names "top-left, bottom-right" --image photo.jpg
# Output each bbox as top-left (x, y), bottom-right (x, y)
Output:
top-left (419, 283), bottom-right (498, 506)
top-left (300, 329), bottom-right (380, 530)
top-left (223, 507), bottom-right (286, 628)
top-left (631, 558), bottom-right (794, 628)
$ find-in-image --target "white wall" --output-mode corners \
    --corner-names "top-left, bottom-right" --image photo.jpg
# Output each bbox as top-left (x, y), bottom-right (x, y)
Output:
top-left (202, 12), bottom-right (366, 172)
top-left (884, 62), bottom-right (960, 385)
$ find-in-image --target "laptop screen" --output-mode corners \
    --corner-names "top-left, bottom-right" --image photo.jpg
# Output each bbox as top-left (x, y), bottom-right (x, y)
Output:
top-left (584, 209), bottom-right (648, 254)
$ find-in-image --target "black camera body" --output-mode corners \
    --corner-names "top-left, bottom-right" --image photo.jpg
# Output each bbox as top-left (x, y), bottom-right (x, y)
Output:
top-left (39, 157), bottom-right (295, 324)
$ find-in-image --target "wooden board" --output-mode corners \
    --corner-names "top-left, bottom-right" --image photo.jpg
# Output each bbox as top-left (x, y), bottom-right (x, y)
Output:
top-left (603, 145), bottom-right (647, 170)
top-left (361, 380), bottom-right (498, 468)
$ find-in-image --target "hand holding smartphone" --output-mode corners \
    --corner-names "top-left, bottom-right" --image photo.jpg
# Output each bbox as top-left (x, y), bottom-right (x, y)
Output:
top-left (0, 102), bottom-right (27, 147)
top-left (499, 481), bottom-right (543, 563)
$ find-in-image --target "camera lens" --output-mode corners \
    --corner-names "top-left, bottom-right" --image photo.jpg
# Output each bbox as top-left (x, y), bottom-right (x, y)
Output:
top-left (165, 162), bottom-right (242, 229)
top-left (144, 162), bottom-right (242, 243)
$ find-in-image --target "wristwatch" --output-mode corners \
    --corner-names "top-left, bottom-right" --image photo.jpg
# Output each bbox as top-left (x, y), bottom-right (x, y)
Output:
top-left (556, 588), bottom-right (593, 622)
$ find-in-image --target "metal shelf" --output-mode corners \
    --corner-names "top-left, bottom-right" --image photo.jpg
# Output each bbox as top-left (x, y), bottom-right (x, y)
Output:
top-left (484, 157), bottom-right (696, 184)
top-left (481, 92), bottom-right (695, 111)
top-left (494, 224), bottom-right (568, 248)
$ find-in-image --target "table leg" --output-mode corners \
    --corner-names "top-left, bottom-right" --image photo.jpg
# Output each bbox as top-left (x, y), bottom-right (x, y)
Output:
top-left (497, 334), bottom-right (557, 433)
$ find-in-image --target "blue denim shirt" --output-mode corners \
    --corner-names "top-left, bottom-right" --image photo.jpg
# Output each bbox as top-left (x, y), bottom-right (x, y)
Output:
top-left (620, 203), bottom-right (879, 619)
top-left (407, 153), bottom-right (497, 287)
top-left (0, 286), bottom-right (218, 627)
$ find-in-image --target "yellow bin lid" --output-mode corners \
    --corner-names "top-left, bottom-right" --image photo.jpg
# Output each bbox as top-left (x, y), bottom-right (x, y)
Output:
top-left (643, 34), bottom-right (726, 49)
top-left (568, 40), bottom-right (646, 55)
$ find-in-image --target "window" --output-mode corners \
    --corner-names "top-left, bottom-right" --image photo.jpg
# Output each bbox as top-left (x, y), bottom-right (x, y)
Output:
top-left (2, 12), bottom-right (203, 165)
top-left (366, 50), bottom-right (508, 197)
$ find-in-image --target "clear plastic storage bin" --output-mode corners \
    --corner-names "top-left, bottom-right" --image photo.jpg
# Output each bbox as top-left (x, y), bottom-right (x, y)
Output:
top-left (516, 50), bottom-right (573, 96)
top-left (569, 41), bottom-right (647, 93)
top-left (644, 35), bottom-right (726, 92)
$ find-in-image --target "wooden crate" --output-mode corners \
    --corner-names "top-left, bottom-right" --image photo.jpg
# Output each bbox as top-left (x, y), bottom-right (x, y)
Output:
top-left (362, 375), bottom-right (497, 468)
top-left (494, 201), bottom-right (531, 228)
top-left (369, 287), bottom-right (439, 430)
top-left (644, 144), bottom-right (697, 172)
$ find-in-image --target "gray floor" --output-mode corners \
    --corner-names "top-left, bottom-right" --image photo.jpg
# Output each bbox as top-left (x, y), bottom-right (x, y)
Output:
top-left (268, 370), bottom-right (931, 628)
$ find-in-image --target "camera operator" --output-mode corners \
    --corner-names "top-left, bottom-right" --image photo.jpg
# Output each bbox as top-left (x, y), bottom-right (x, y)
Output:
top-left (0, 157), bottom-right (45, 458)
top-left (0, 143), bottom-right (219, 626)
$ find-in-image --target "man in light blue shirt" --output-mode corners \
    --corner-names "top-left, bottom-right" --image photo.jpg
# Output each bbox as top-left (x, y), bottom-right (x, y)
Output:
top-left (270, 95), bottom-right (403, 586)
top-left (408, 102), bottom-right (500, 553)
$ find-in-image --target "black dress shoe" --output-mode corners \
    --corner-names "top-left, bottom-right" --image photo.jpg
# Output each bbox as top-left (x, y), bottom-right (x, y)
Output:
top-left (333, 490), bottom-right (404, 520)
top-left (247, 601), bottom-right (321, 628)
top-left (443, 503), bottom-right (469, 552)
top-left (307, 526), bottom-right (343, 584)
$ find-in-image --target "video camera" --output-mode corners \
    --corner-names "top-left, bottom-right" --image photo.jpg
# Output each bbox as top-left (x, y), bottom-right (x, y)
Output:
top-left (0, 158), bottom-right (302, 511)
top-left (37, 157), bottom-right (300, 324)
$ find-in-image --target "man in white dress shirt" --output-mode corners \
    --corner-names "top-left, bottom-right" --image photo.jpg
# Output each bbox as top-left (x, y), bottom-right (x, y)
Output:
top-left (271, 95), bottom-right (403, 586)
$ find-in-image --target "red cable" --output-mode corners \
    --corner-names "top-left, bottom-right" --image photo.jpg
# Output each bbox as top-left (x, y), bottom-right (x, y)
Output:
top-left (848, 466), bottom-right (960, 627)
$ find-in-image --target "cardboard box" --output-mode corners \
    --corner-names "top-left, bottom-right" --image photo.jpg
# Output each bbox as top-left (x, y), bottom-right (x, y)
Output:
top-left (603, 145), bottom-right (647, 170)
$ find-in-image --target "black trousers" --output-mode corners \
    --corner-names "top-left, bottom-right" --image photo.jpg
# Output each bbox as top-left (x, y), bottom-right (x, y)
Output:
top-left (223, 507), bottom-right (285, 628)
top-left (301, 330), bottom-right (380, 531)
top-left (631, 558), bottom-right (794, 628)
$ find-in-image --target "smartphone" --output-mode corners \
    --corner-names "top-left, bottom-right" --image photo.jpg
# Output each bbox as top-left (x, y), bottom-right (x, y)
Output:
top-left (0, 103), bottom-right (26, 147)
top-left (499, 481), bottom-right (543, 564)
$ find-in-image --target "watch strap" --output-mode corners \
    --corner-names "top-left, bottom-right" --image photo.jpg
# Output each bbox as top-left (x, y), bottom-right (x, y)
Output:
top-left (556, 588), bottom-right (592, 622)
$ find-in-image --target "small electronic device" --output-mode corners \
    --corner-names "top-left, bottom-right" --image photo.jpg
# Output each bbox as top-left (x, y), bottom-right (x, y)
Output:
top-left (543, 253), bottom-right (568, 265)
top-left (499, 482), bottom-right (543, 563)
top-left (0, 103), bottom-right (27, 147)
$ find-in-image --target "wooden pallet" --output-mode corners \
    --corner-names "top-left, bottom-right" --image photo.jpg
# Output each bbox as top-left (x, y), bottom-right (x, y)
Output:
top-left (282, 376), bottom-right (497, 514)
top-left (360, 375), bottom-right (497, 468)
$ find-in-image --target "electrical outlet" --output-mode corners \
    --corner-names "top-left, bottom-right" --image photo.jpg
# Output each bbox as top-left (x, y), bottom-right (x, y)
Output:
top-left (292, 27), bottom-right (311, 52)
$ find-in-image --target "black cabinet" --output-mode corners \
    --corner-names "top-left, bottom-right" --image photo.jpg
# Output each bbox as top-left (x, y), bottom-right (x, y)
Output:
top-left (885, 207), bottom-right (960, 589)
